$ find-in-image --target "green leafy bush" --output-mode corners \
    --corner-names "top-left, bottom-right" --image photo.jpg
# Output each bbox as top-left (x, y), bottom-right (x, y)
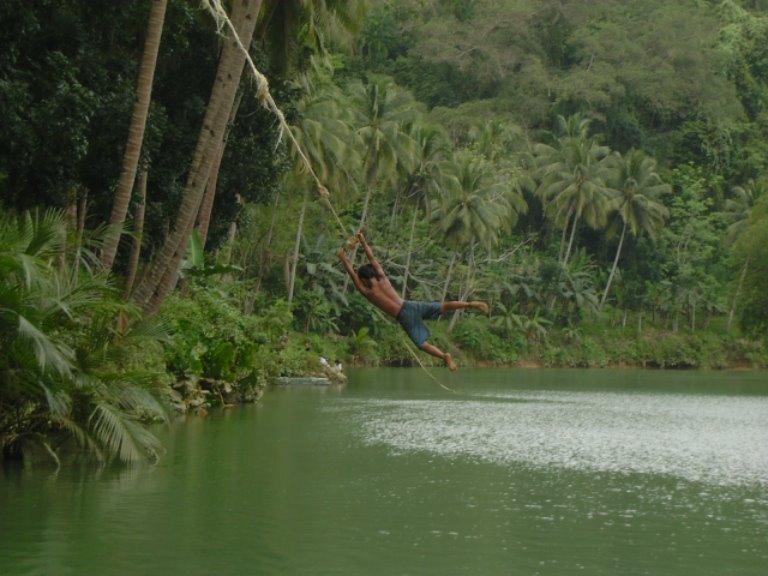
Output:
top-left (160, 289), bottom-right (294, 388)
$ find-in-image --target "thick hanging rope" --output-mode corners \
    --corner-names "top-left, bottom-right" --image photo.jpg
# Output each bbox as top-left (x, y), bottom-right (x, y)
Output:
top-left (201, 1), bottom-right (457, 392)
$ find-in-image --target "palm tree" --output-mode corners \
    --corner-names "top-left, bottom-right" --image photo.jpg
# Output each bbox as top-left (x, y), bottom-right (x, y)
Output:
top-left (400, 123), bottom-right (449, 297)
top-left (724, 178), bottom-right (765, 332)
top-left (285, 64), bottom-right (361, 303)
top-left (133, 0), bottom-right (262, 315)
top-left (348, 76), bottom-right (421, 225)
top-left (468, 120), bottom-right (531, 245)
top-left (599, 149), bottom-right (669, 312)
top-left (433, 151), bottom-right (509, 248)
top-left (432, 150), bottom-right (507, 327)
top-left (342, 76), bottom-right (421, 290)
top-left (101, 0), bottom-right (168, 272)
top-left (535, 115), bottom-right (612, 265)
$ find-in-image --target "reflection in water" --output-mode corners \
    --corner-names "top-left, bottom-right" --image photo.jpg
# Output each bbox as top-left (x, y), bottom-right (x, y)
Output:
top-left (336, 390), bottom-right (768, 487)
top-left (1, 370), bottom-right (767, 576)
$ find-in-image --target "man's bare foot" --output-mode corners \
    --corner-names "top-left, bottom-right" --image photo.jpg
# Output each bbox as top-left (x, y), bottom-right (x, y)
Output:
top-left (471, 301), bottom-right (489, 315)
top-left (444, 353), bottom-right (458, 372)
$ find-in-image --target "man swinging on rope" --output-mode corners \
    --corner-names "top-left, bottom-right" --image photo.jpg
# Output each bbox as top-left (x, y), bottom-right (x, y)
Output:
top-left (338, 231), bottom-right (489, 372)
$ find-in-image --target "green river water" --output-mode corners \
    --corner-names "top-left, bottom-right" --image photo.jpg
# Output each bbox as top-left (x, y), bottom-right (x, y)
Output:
top-left (1, 368), bottom-right (767, 575)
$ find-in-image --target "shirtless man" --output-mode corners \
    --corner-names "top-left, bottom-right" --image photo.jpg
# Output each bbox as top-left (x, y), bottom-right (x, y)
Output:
top-left (337, 231), bottom-right (489, 372)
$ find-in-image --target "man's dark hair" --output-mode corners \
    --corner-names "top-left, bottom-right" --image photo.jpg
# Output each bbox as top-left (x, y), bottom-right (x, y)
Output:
top-left (357, 263), bottom-right (379, 280)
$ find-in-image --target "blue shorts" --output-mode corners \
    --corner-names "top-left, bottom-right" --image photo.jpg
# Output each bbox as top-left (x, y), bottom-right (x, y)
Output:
top-left (397, 301), bottom-right (442, 347)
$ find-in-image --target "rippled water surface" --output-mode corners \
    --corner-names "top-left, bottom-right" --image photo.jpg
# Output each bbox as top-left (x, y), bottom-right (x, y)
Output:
top-left (1, 368), bottom-right (767, 575)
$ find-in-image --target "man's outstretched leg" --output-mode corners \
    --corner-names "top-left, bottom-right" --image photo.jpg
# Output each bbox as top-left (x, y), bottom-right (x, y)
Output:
top-left (420, 341), bottom-right (457, 372)
top-left (440, 300), bottom-right (489, 315)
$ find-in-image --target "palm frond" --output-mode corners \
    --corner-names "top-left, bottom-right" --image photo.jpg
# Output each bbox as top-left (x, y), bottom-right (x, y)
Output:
top-left (89, 402), bottom-right (164, 463)
top-left (16, 314), bottom-right (74, 377)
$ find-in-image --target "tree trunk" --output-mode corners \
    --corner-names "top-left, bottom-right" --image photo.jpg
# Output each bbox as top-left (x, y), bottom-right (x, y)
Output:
top-left (287, 188), bottom-right (309, 304)
top-left (257, 188), bottom-right (282, 292)
top-left (691, 301), bottom-right (696, 332)
top-left (448, 245), bottom-right (475, 333)
top-left (196, 91), bottom-right (243, 249)
top-left (222, 221), bottom-right (237, 266)
top-left (101, 0), bottom-right (167, 271)
top-left (60, 188), bottom-right (78, 273)
top-left (558, 210), bottom-right (571, 262)
top-left (400, 207), bottom-right (419, 299)
top-left (124, 169), bottom-right (148, 298)
top-left (599, 220), bottom-right (627, 312)
top-left (563, 211), bottom-right (579, 266)
top-left (133, 0), bottom-right (261, 315)
top-left (440, 252), bottom-right (457, 304)
top-left (727, 256), bottom-right (750, 334)
top-left (73, 192), bottom-right (88, 280)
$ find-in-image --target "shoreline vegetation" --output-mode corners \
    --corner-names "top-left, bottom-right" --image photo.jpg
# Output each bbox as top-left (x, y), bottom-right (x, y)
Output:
top-left (3, 1), bottom-right (768, 465)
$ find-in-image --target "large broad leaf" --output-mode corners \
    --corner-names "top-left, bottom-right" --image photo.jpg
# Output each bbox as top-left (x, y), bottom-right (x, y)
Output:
top-left (184, 229), bottom-right (205, 270)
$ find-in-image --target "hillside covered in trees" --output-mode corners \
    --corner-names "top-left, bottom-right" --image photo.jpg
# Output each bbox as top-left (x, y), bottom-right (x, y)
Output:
top-left (1, 0), bottom-right (767, 463)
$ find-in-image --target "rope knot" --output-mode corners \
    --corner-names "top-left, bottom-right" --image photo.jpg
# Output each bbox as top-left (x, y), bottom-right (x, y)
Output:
top-left (256, 75), bottom-right (269, 105)
top-left (343, 236), bottom-right (359, 251)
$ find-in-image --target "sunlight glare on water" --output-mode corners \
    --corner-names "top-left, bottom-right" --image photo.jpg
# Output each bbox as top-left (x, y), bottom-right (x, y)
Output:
top-left (334, 390), bottom-right (768, 488)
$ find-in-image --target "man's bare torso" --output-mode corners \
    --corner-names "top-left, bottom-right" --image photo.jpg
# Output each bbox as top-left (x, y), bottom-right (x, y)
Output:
top-left (360, 277), bottom-right (403, 318)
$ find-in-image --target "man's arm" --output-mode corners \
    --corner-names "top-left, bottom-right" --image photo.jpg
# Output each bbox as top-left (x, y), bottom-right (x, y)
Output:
top-left (356, 231), bottom-right (386, 277)
top-left (337, 247), bottom-right (366, 293)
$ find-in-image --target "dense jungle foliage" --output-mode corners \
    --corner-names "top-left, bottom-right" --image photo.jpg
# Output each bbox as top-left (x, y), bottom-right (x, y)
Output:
top-left (1, 0), bottom-right (767, 464)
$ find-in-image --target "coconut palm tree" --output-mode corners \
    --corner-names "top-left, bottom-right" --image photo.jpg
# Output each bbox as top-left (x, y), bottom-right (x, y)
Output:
top-left (399, 123), bottom-right (450, 297)
top-left (468, 120), bottom-right (531, 241)
top-left (535, 115), bottom-right (612, 265)
top-left (599, 149), bottom-right (669, 312)
top-left (347, 76), bottom-right (422, 228)
top-left (724, 178), bottom-right (765, 332)
top-left (285, 64), bottom-right (361, 303)
top-left (433, 151), bottom-right (508, 249)
top-left (342, 76), bottom-right (421, 292)
top-left (101, 0), bottom-right (168, 272)
top-left (432, 150), bottom-right (507, 327)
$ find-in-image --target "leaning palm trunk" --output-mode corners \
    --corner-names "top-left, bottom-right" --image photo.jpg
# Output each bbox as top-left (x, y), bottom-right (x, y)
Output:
top-left (101, 0), bottom-right (167, 271)
top-left (257, 188), bottom-right (282, 291)
top-left (73, 193), bottom-right (88, 280)
top-left (133, 0), bottom-right (261, 315)
top-left (558, 210), bottom-right (571, 263)
top-left (440, 252), bottom-right (457, 305)
top-left (196, 91), bottom-right (243, 249)
top-left (599, 220), bottom-right (627, 312)
top-left (124, 169), bottom-right (148, 298)
top-left (448, 243), bottom-right (476, 332)
top-left (287, 188), bottom-right (309, 304)
top-left (563, 210), bottom-right (579, 266)
top-left (727, 256), bottom-right (750, 334)
top-left (195, 140), bottom-right (225, 249)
